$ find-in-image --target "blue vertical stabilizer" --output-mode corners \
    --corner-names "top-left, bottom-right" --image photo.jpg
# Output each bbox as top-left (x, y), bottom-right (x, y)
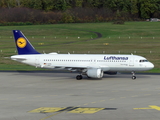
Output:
top-left (13, 30), bottom-right (40, 55)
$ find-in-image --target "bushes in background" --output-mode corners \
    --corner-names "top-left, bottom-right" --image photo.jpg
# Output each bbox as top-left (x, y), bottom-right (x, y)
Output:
top-left (0, 7), bottom-right (142, 25)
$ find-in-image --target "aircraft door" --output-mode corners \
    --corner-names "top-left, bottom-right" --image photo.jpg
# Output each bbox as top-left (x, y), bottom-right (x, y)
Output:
top-left (91, 59), bottom-right (96, 64)
top-left (129, 57), bottom-right (134, 66)
top-left (35, 56), bottom-right (40, 67)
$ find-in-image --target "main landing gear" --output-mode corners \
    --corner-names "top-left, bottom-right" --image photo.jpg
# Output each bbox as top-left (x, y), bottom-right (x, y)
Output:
top-left (76, 72), bottom-right (137, 80)
top-left (131, 71), bottom-right (136, 80)
top-left (76, 75), bottom-right (83, 80)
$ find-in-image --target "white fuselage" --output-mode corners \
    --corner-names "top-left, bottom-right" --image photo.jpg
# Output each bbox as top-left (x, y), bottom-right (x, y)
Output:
top-left (11, 54), bottom-right (154, 72)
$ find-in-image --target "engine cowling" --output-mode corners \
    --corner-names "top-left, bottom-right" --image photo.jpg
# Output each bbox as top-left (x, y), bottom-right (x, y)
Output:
top-left (104, 71), bottom-right (117, 75)
top-left (87, 68), bottom-right (103, 78)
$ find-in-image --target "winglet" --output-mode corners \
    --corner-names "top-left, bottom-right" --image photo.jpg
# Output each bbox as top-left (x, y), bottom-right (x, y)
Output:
top-left (13, 30), bottom-right (40, 55)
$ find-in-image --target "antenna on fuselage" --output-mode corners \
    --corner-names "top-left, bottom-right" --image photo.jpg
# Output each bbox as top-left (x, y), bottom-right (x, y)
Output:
top-left (43, 51), bottom-right (46, 54)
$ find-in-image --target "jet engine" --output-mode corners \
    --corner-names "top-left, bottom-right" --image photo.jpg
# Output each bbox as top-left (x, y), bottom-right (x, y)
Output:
top-left (86, 68), bottom-right (103, 78)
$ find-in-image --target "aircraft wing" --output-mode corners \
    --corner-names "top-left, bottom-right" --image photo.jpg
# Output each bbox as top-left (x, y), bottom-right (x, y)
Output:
top-left (53, 65), bottom-right (88, 71)
top-left (51, 65), bottom-right (109, 71)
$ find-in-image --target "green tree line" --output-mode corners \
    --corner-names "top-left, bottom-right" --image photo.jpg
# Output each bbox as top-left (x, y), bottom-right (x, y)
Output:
top-left (0, 0), bottom-right (160, 19)
top-left (0, 0), bottom-right (160, 25)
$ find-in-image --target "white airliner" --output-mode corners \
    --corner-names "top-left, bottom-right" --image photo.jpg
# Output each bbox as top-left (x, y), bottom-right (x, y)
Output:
top-left (11, 30), bottom-right (154, 80)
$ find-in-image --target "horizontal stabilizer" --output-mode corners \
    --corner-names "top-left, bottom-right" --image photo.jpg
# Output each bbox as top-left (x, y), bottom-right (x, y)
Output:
top-left (11, 55), bottom-right (26, 61)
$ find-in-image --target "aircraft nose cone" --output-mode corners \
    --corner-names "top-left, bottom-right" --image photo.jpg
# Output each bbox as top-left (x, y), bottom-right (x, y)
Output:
top-left (149, 62), bottom-right (154, 69)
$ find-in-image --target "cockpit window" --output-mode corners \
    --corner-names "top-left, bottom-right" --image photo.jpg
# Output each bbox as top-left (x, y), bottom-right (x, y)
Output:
top-left (139, 60), bottom-right (148, 62)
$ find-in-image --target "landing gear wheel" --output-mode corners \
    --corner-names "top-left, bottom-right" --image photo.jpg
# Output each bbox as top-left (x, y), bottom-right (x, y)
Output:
top-left (76, 75), bottom-right (83, 80)
top-left (131, 71), bottom-right (136, 80)
top-left (132, 76), bottom-right (136, 80)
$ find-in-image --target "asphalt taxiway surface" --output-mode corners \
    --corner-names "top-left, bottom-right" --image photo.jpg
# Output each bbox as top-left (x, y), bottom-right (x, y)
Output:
top-left (1, 71), bottom-right (160, 120)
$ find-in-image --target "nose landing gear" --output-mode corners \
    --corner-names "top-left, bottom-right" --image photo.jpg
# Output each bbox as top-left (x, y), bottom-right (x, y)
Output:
top-left (131, 71), bottom-right (136, 80)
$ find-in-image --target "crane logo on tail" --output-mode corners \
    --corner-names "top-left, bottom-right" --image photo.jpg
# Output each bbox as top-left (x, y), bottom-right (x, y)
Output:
top-left (17, 37), bottom-right (27, 48)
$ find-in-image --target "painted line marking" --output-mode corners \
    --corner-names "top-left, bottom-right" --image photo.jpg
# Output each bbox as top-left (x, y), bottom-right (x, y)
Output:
top-left (134, 105), bottom-right (160, 111)
top-left (110, 98), bottom-right (115, 100)
top-left (76, 105), bottom-right (81, 107)
top-left (29, 107), bottom-right (65, 113)
top-left (29, 107), bottom-right (117, 114)
top-left (83, 104), bottom-right (88, 106)
top-left (68, 108), bottom-right (104, 114)
top-left (29, 107), bottom-right (117, 120)
top-left (149, 105), bottom-right (160, 111)
top-left (91, 102), bottom-right (96, 104)
top-left (39, 107), bottom-right (77, 120)
top-left (120, 97), bottom-right (126, 99)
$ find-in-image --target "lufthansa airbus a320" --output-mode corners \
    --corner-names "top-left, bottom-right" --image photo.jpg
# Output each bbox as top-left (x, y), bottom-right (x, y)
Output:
top-left (11, 30), bottom-right (154, 80)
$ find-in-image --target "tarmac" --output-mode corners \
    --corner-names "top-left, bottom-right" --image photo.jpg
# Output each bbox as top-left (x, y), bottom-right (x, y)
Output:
top-left (0, 71), bottom-right (160, 120)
